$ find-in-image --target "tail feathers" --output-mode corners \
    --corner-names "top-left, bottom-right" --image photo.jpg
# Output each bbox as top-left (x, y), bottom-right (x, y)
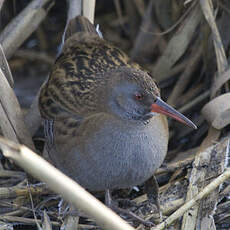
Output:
top-left (64, 16), bottom-right (98, 41)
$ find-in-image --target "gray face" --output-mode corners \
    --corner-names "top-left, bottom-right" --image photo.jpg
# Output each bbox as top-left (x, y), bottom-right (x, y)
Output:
top-left (107, 81), bottom-right (156, 121)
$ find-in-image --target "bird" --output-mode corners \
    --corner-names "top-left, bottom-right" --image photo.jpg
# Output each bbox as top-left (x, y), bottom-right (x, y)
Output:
top-left (39, 15), bottom-right (196, 223)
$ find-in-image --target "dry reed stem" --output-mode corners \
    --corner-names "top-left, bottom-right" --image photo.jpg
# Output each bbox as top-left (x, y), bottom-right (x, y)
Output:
top-left (178, 90), bottom-right (210, 114)
top-left (0, 215), bottom-right (60, 227)
top-left (0, 68), bottom-right (34, 149)
top-left (0, 0), bottom-right (5, 10)
top-left (0, 215), bottom-right (96, 229)
top-left (131, 1), bottom-right (167, 62)
top-left (83, 0), bottom-right (96, 23)
top-left (66, 0), bottom-right (81, 23)
top-left (66, 0), bottom-right (96, 24)
top-left (152, 168), bottom-right (230, 230)
top-left (0, 0), bottom-right (54, 59)
top-left (152, 2), bottom-right (202, 82)
top-left (167, 42), bottom-right (202, 107)
top-left (211, 67), bottom-right (230, 98)
top-left (62, 215), bottom-right (79, 230)
top-left (0, 44), bottom-right (13, 87)
top-left (200, 0), bottom-right (228, 76)
top-left (0, 183), bottom-right (49, 199)
top-left (42, 210), bottom-right (52, 230)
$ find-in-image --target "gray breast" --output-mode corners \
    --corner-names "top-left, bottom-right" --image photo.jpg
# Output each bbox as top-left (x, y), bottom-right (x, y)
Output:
top-left (53, 114), bottom-right (168, 191)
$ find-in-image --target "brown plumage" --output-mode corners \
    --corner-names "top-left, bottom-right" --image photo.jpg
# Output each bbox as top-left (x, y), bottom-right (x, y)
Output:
top-left (39, 16), bottom-right (195, 193)
top-left (39, 19), bottom-right (147, 120)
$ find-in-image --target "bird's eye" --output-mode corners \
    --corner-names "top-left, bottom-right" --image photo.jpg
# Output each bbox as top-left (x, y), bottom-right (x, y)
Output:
top-left (135, 93), bottom-right (144, 101)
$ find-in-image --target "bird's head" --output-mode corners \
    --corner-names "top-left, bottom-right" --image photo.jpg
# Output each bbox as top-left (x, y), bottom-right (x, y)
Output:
top-left (98, 67), bottom-right (197, 129)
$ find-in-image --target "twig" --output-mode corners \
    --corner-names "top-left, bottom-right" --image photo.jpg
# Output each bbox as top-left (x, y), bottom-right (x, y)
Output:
top-left (0, 215), bottom-right (60, 227)
top-left (155, 156), bottom-right (194, 176)
top-left (27, 181), bottom-right (42, 230)
top-left (178, 90), bottom-right (210, 114)
top-left (134, 195), bottom-right (184, 216)
top-left (0, 170), bottom-right (25, 179)
top-left (0, 215), bottom-right (95, 229)
top-left (0, 183), bottom-right (48, 199)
